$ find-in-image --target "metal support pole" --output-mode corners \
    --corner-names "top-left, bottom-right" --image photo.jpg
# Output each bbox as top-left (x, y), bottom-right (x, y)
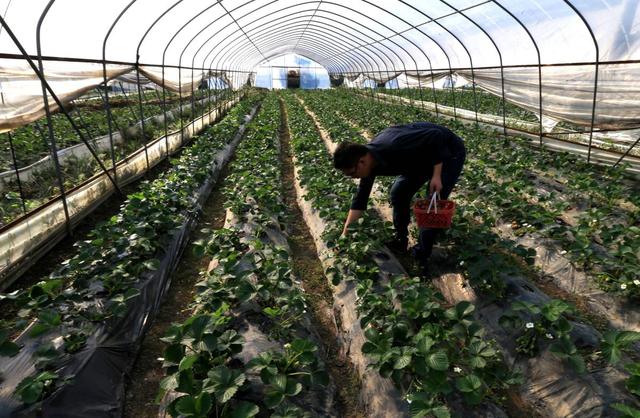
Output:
top-left (0, 14), bottom-right (122, 196)
top-left (35, 2), bottom-right (72, 236)
top-left (6, 132), bottom-right (27, 214)
top-left (613, 136), bottom-right (640, 168)
top-left (135, 62), bottom-right (151, 170)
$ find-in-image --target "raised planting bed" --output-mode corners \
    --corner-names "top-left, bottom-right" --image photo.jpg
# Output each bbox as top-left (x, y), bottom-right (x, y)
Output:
top-left (282, 90), bottom-right (518, 418)
top-left (156, 93), bottom-right (335, 418)
top-left (297, 89), bottom-right (640, 416)
top-left (0, 91), bottom-right (251, 291)
top-left (0, 96), bottom-right (261, 417)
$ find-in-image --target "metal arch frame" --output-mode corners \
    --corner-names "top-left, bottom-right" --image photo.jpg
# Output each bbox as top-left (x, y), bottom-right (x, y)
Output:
top-left (211, 4), bottom-right (413, 90)
top-left (102, 0), bottom-right (139, 179)
top-left (398, 1), bottom-right (457, 118)
top-left (158, 2), bottom-right (219, 147)
top-left (35, 1), bottom-right (71, 235)
top-left (234, 33), bottom-right (372, 80)
top-left (200, 7), bottom-right (396, 94)
top-left (199, 0), bottom-right (380, 71)
top-left (203, 14), bottom-right (371, 78)
top-left (37, 2), bottom-right (126, 194)
top-left (176, 2), bottom-right (229, 143)
top-left (439, 0), bottom-right (507, 133)
top-left (212, 11), bottom-right (384, 76)
top-left (180, 3), bottom-right (345, 74)
top-left (398, 2), bottom-right (476, 122)
top-left (136, 0), bottom-right (185, 158)
top-left (269, 1), bottom-right (413, 87)
top-left (360, 0), bottom-right (439, 113)
top-left (203, 3), bottom-right (401, 81)
top-left (201, 5), bottom-right (398, 87)
top-left (289, 0), bottom-right (323, 57)
top-left (563, 0), bottom-right (599, 163)
top-left (218, 19), bottom-right (385, 81)
top-left (491, 0), bottom-right (544, 145)
top-left (175, 2), bottom-right (228, 131)
top-left (235, 38), bottom-right (374, 90)
top-left (8, 0), bottom-right (634, 168)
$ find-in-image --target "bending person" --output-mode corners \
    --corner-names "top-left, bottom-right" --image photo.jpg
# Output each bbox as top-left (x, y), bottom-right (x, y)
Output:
top-left (333, 121), bottom-right (466, 277)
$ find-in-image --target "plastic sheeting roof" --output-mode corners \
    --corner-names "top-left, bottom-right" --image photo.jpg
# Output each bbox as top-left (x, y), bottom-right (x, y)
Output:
top-left (1, 0), bottom-right (640, 131)
top-left (2, 0), bottom-right (638, 73)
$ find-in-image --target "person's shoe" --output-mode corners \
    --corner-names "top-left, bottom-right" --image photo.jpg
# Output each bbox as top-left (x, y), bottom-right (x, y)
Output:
top-left (385, 237), bottom-right (408, 253)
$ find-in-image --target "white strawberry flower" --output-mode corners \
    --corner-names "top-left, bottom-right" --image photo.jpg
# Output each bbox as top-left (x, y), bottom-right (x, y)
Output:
top-left (454, 366), bottom-right (462, 373)
top-left (545, 333), bottom-right (554, 339)
top-left (634, 280), bottom-right (640, 286)
top-left (620, 283), bottom-right (628, 290)
top-left (560, 250), bottom-right (567, 255)
top-left (525, 322), bottom-right (534, 329)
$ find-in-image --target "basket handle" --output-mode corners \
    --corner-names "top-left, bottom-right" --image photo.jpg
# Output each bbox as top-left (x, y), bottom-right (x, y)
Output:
top-left (427, 192), bottom-right (439, 214)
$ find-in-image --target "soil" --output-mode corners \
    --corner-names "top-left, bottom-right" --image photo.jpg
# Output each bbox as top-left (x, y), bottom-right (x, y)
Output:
top-left (278, 97), bottom-right (363, 418)
top-left (123, 161), bottom-right (233, 418)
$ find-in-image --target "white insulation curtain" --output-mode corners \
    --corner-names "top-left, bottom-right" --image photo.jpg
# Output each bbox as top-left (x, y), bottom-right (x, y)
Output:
top-left (0, 0), bottom-right (639, 131)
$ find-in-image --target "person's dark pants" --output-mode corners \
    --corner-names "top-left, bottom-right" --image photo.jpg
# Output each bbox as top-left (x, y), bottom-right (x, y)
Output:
top-left (389, 148), bottom-right (466, 266)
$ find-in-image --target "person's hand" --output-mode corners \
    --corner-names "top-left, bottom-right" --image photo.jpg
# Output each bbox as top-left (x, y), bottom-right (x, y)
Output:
top-left (429, 176), bottom-right (442, 195)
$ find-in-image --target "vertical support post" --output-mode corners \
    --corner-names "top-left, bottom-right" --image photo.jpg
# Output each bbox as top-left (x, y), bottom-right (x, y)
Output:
top-left (135, 61), bottom-right (151, 171)
top-left (161, 65), bottom-right (170, 157)
top-left (101, 72), bottom-right (119, 187)
top-left (6, 132), bottom-right (27, 214)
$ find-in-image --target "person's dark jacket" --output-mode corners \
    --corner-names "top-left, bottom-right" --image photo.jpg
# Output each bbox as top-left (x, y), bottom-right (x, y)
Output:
top-left (351, 122), bottom-right (465, 210)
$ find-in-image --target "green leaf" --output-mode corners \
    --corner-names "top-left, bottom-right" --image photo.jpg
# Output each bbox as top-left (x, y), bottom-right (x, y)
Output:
top-left (236, 281), bottom-right (256, 302)
top-left (394, 352), bottom-right (412, 370)
top-left (271, 374), bottom-right (288, 392)
top-left (445, 301), bottom-right (475, 321)
top-left (541, 299), bottom-right (571, 322)
top-left (568, 354), bottom-right (586, 374)
top-left (455, 374), bottom-right (482, 393)
top-left (285, 380), bottom-right (302, 396)
top-left (179, 354), bottom-right (199, 372)
top-left (204, 366), bottom-right (245, 404)
top-left (625, 375), bottom-right (640, 397)
top-left (611, 403), bottom-right (640, 418)
top-left (264, 389), bottom-right (285, 408)
top-left (230, 401), bottom-right (260, 418)
top-left (0, 340), bottom-right (20, 357)
top-left (416, 336), bottom-right (435, 354)
top-left (469, 356), bottom-right (487, 369)
top-left (426, 351), bottom-right (449, 371)
top-left (290, 338), bottom-right (316, 354)
top-left (143, 259), bottom-right (161, 271)
top-left (156, 374), bottom-right (178, 403)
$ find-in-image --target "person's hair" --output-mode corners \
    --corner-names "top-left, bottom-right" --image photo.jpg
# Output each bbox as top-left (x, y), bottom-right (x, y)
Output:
top-left (333, 142), bottom-right (368, 169)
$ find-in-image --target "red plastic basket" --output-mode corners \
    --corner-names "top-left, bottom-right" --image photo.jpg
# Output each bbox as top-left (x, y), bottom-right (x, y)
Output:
top-left (413, 194), bottom-right (456, 229)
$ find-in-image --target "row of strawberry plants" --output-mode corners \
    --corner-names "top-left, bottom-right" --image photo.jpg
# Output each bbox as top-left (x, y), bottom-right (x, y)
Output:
top-left (0, 87), bottom-right (223, 170)
top-left (297, 90), bottom-right (640, 415)
top-left (157, 93), bottom-right (330, 418)
top-left (376, 87), bottom-right (539, 123)
top-left (282, 90), bottom-right (517, 417)
top-left (296, 90), bottom-right (598, 367)
top-left (304, 89), bottom-right (640, 299)
top-left (0, 95), bottom-right (260, 412)
top-left (0, 90), bottom-right (240, 228)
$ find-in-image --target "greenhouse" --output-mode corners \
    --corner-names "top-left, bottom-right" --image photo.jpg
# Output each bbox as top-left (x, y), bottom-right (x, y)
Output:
top-left (0, 0), bottom-right (639, 417)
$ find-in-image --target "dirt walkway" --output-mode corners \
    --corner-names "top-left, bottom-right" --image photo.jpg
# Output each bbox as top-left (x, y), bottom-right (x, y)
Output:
top-left (278, 97), bottom-right (363, 418)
